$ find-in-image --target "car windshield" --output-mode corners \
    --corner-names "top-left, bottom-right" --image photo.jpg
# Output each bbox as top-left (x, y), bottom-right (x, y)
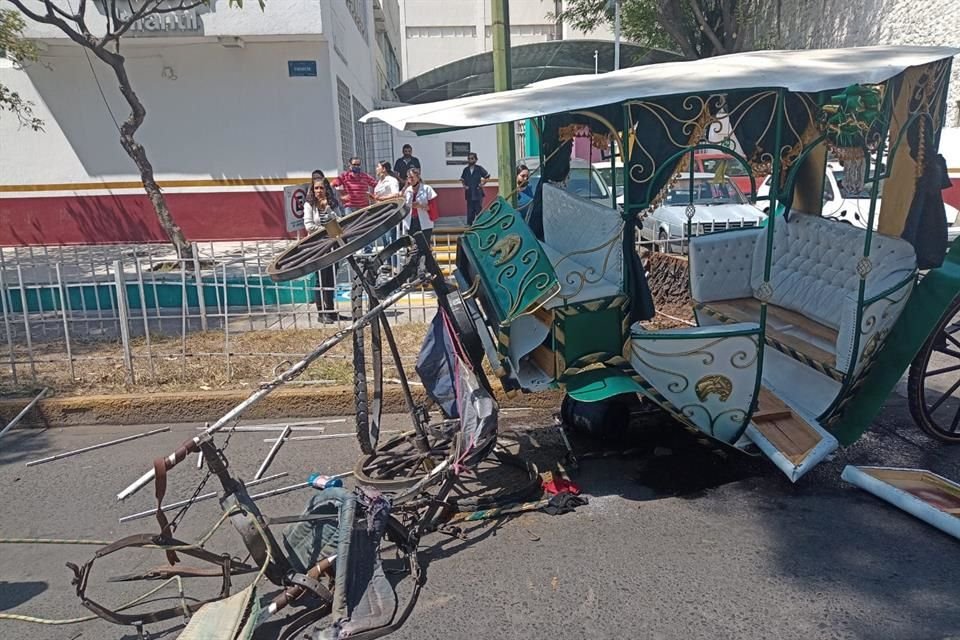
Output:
top-left (833, 170), bottom-right (886, 199)
top-left (664, 178), bottom-right (746, 205)
top-left (700, 157), bottom-right (749, 176)
top-left (528, 167), bottom-right (609, 200)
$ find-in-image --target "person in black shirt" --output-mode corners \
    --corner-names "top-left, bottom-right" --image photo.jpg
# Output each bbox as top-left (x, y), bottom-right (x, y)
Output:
top-left (394, 144), bottom-right (421, 183)
top-left (460, 152), bottom-right (490, 225)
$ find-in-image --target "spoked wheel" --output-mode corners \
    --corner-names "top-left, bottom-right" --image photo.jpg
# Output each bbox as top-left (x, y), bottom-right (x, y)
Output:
top-left (908, 295), bottom-right (960, 442)
top-left (354, 423), bottom-right (456, 491)
top-left (352, 272), bottom-right (383, 455)
top-left (267, 200), bottom-right (406, 282)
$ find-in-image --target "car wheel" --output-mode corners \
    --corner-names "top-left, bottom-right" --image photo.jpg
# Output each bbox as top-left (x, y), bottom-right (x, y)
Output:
top-left (657, 229), bottom-right (670, 253)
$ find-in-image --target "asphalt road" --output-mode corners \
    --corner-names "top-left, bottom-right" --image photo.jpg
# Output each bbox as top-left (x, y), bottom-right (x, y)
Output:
top-left (1, 396), bottom-right (959, 640)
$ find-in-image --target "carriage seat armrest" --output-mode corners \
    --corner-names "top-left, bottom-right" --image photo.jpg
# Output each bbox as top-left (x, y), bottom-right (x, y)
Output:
top-left (688, 228), bottom-right (764, 304)
top-left (835, 270), bottom-right (916, 375)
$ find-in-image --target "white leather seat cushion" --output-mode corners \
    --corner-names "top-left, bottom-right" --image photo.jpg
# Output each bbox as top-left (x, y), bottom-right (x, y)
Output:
top-left (541, 244), bottom-right (621, 308)
top-left (750, 212), bottom-right (916, 330)
top-left (541, 184), bottom-right (623, 292)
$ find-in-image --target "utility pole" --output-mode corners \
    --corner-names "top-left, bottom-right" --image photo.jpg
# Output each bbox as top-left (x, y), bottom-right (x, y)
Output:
top-left (613, 0), bottom-right (621, 70)
top-left (491, 0), bottom-right (516, 204)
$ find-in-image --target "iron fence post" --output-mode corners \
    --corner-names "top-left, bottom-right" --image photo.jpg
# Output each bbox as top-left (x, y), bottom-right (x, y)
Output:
top-left (54, 263), bottom-right (76, 381)
top-left (191, 242), bottom-right (208, 332)
top-left (113, 260), bottom-right (135, 385)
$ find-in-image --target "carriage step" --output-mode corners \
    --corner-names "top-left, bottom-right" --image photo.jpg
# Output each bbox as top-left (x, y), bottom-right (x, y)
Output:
top-left (745, 387), bottom-right (838, 482)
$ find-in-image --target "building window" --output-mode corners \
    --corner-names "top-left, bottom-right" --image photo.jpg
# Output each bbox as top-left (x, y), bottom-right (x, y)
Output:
top-left (405, 25), bottom-right (477, 39)
top-left (484, 24), bottom-right (556, 39)
top-left (345, 0), bottom-right (367, 39)
top-left (377, 31), bottom-right (401, 89)
top-left (337, 77), bottom-right (354, 170)
top-left (352, 97), bottom-right (374, 174)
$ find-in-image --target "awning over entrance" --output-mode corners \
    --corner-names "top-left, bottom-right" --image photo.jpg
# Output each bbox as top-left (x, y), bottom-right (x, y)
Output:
top-left (394, 39), bottom-right (682, 105)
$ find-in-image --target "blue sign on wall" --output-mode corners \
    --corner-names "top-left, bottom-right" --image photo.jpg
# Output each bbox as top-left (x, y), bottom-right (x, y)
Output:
top-left (288, 60), bottom-right (318, 77)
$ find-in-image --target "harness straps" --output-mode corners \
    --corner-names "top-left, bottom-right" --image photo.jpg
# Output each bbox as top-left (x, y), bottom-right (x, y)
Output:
top-left (153, 457), bottom-right (179, 565)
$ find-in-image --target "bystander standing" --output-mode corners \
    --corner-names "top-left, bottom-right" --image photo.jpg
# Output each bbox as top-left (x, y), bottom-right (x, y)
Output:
top-left (460, 152), bottom-right (490, 225)
top-left (336, 157), bottom-right (377, 214)
top-left (303, 179), bottom-right (339, 323)
top-left (394, 144), bottom-right (421, 183)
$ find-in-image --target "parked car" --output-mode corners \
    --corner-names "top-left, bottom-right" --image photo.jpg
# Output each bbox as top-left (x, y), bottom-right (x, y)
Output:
top-left (696, 151), bottom-right (757, 196)
top-left (756, 161), bottom-right (960, 241)
top-left (635, 173), bottom-right (766, 251)
top-left (522, 157), bottom-right (615, 208)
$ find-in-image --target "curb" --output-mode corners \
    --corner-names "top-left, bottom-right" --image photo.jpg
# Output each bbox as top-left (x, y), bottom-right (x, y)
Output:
top-left (0, 386), bottom-right (563, 428)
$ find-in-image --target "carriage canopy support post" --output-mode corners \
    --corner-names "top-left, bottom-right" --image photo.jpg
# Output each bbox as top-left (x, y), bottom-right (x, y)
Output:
top-left (491, 0), bottom-right (517, 206)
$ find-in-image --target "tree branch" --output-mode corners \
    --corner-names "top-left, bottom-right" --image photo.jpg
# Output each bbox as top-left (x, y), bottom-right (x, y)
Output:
top-left (656, 0), bottom-right (700, 59)
top-left (686, 0), bottom-right (727, 55)
top-left (6, 0), bottom-right (98, 48)
top-left (721, 0), bottom-right (740, 51)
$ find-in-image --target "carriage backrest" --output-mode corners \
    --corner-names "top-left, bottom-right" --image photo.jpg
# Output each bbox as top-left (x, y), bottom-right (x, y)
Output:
top-left (541, 183), bottom-right (624, 290)
top-left (749, 212), bottom-right (917, 330)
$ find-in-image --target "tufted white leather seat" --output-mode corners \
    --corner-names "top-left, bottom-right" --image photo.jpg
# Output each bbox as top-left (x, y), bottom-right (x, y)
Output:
top-left (539, 184), bottom-right (624, 308)
top-left (689, 212), bottom-right (917, 376)
top-left (749, 213), bottom-right (916, 331)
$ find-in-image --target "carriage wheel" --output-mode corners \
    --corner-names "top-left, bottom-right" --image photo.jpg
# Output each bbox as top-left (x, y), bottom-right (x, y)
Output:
top-left (354, 426), bottom-right (541, 509)
top-left (354, 424), bottom-right (456, 491)
top-left (908, 295), bottom-right (960, 443)
top-left (352, 272), bottom-right (383, 455)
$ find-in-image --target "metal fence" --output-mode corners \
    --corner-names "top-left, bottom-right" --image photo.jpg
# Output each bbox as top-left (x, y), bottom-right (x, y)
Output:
top-left (0, 227), bottom-right (468, 391)
top-left (0, 222), bottom-right (690, 392)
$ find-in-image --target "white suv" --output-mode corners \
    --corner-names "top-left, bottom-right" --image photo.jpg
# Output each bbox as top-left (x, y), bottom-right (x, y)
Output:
top-left (756, 162), bottom-right (960, 242)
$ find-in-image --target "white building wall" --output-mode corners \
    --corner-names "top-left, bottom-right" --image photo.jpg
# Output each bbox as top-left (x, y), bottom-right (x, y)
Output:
top-left (1, 39), bottom-right (345, 186)
top-left (399, 0), bottom-right (611, 79)
top-left (394, 126), bottom-right (500, 184)
top-left (753, 0), bottom-right (960, 126)
top-left (15, 0), bottom-right (325, 40)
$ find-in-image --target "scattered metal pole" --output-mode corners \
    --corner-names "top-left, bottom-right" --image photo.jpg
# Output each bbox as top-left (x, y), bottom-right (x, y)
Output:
top-left (113, 260), bottom-right (135, 385)
top-left (180, 263), bottom-right (188, 378)
top-left (254, 425), bottom-right (290, 480)
top-left (197, 422), bottom-right (208, 468)
top-left (191, 242), bottom-right (208, 332)
top-left (196, 425), bottom-right (328, 433)
top-left (26, 427), bottom-right (169, 467)
top-left (0, 387), bottom-right (48, 440)
top-left (119, 471), bottom-right (287, 524)
top-left (54, 264), bottom-right (76, 381)
top-left (262, 430), bottom-right (398, 444)
top-left (0, 272), bottom-right (19, 385)
top-left (117, 279), bottom-right (423, 502)
top-left (15, 265), bottom-right (36, 378)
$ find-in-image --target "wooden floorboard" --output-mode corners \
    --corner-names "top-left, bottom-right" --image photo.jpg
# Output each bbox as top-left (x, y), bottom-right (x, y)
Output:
top-left (751, 387), bottom-right (823, 465)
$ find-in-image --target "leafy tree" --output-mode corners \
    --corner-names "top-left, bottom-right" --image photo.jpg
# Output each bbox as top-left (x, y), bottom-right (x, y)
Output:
top-left (554, 0), bottom-right (766, 60)
top-left (3, 0), bottom-right (263, 259)
top-left (0, 8), bottom-right (42, 129)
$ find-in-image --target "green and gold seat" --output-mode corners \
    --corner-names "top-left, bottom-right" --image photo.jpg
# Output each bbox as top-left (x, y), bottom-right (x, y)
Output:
top-left (457, 185), bottom-right (632, 395)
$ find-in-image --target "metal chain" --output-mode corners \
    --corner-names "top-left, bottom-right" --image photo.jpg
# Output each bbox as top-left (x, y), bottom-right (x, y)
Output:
top-left (169, 419), bottom-right (241, 531)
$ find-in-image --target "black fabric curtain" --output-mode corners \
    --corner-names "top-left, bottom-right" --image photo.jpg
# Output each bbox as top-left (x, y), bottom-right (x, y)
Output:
top-left (723, 90), bottom-right (815, 212)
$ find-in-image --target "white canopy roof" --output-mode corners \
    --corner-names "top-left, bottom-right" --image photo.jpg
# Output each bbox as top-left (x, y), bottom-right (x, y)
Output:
top-left (362, 46), bottom-right (959, 133)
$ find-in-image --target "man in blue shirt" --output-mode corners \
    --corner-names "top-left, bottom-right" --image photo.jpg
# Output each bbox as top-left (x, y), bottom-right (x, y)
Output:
top-left (459, 152), bottom-right (490, 225)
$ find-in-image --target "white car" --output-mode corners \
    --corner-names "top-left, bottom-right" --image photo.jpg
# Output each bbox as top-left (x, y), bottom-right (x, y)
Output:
top-left (756, 162), bottom-right (960, 240)
top-left (636, 173), bottom-right (766, 251)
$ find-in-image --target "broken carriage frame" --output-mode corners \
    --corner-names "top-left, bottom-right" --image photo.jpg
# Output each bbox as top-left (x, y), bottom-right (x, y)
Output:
top-left (86, 202), bottom-right (540, 638)
top-left (359, 46), bottom-right (960, 480)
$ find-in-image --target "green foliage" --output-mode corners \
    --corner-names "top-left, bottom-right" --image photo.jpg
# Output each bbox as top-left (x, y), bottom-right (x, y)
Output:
top-left (0, 9), bottom-right (42, 130)
top-left (554, 0), bottom-right (770, 59)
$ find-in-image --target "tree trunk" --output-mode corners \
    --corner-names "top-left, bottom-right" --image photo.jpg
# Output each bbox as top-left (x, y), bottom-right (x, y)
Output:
top-left (101, 50), bottom-right (192, 260)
